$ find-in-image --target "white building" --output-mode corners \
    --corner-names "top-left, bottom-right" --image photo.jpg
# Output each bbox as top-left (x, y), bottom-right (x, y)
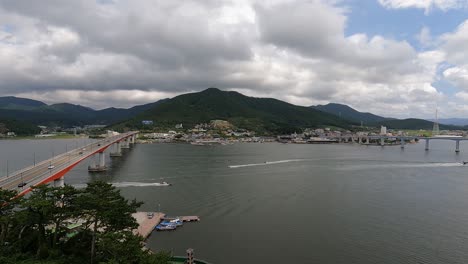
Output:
top-left (380, 126), bottom-right (387, 135)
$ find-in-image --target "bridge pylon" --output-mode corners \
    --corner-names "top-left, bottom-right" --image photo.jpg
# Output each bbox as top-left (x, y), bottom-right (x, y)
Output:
top-left (88, 151), bottom-right (107, 172)
top-left (110, 141), bottom-right (123, 157)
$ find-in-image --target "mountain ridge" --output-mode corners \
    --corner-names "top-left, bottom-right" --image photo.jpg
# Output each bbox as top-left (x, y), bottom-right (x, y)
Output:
top-left (0, 96), bottom-right (167, 127)
top-left (116, 88), bottom-right (354, 134)
top-left (312, 103), bottom-right (392, 123)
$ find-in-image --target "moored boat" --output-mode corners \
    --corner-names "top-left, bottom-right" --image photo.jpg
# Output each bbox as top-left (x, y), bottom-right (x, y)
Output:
top-left (155, 223), bottom-right (177, 231)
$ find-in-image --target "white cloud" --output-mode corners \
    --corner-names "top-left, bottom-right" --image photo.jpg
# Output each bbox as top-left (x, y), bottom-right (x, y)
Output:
top-left (0, 0), bottom-right (460, 118)
top-left (14, 89), bottom-right (178, 109)
top-left (378, 0), bottom-right (468, 13)
top-left (440, 20), bottom-right (468, 64)
top-left (416, 26), bottom-right (433, 48)
top-left (444, 66), bottom-right (468, 90)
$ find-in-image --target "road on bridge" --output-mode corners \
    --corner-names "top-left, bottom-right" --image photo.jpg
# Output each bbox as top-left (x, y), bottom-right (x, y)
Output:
top-left (0, 131), bottom-right (137, 195)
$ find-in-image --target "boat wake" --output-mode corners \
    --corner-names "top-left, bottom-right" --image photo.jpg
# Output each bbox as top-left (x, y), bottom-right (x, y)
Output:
top-left (111, 182), bottom-right (170, 187)
top-left (339, 162), bottom-right (464, 170)
top-left (72, 182), bottom-right (170, 188)
top-left (229, 159), bottom-right (305, 168)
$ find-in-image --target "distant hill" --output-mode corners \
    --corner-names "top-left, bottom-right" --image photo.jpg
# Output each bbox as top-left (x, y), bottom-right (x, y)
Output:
top-left (311, 103), bottom-right (466, 130)
top-left (433, 118), bottom-right (468, 126)
top-left (116, 88), bottom-right (354, 134)
top-left (0, 119), bottom-right (41, 136)
top-left (0, 97), bottom-right (166, 127)
top-left (0, 96), bottom-right (47, 110)
top-left (312, 103), bottom-right (392, 124)
top-left (373, 118), bottom-right (460, 130)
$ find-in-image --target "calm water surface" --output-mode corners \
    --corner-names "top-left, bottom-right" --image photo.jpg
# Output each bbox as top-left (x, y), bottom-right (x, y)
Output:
top-left (2, 139), bottom-right (468, 264)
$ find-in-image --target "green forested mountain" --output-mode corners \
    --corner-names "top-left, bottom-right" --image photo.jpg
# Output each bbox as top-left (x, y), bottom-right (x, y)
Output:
top-left (0, 119), bottom-right (41, 135)
top-left (312, 103), bottom-right (465, 130)
top-left (312, 103), bottom-right (392, 124)
top-left (0, 96), bottom-right (47, 110)
top-left (0, 97), bottom-right (165, 127)
top-left (117, 88), bottom-right (354, 134)
top-left (373, 118), bottom-right (460, 130)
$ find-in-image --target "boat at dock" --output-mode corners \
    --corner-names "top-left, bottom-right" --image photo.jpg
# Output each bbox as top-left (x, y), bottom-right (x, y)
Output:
top-left (155, 223), bottom-right (177, 231)
top-left (162, 216), bottom-right (200, 222)
top-left (160, 218), bottom-right (183, 226)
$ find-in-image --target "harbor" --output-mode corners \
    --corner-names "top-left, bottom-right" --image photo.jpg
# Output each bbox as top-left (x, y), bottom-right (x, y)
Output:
top-left (133, 212), bottom-right (200, 239)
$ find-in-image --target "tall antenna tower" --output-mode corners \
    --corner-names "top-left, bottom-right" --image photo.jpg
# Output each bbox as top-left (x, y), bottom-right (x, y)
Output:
top-left (432, 108), bottom-right (439, 136)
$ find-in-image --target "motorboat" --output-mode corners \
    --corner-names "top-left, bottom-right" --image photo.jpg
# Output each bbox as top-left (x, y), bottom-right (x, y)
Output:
top-left (159, 181), bottom-right (171, 186)
top-left (155, 223), bottom-right (177, 231)
top-left (163, 218), bottom-right (183, 226)
top-left (463, 161), bottom-right (468, 165)
top-left (160, 219), bottom-right (182, 226)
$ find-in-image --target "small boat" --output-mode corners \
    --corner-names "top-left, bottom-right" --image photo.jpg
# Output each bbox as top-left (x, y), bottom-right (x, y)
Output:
top-left (155, 223), bottom-right (177, 231)
top-left (161, 218), bottom-right (183, 226)
top-left (463, 161), bottom-right (468, 165)
top-left (159, 181), bottom-right (171, 186)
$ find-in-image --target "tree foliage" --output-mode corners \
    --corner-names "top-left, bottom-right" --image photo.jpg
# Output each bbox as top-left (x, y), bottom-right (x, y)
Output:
top-left (0, 181), bottom-right (169, 264)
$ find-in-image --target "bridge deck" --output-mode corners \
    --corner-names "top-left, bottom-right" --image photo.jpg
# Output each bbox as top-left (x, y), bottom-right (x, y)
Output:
top-left (0, 131), bottom-right (138, 196)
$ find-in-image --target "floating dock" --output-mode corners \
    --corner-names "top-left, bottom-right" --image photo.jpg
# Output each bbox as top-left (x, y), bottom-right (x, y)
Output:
top-left (133, 212), bottom-right (200, 238)
top-left (132, 212), bottom-right (165, 239)
top-left (162, 216), bottom-right (200, 222)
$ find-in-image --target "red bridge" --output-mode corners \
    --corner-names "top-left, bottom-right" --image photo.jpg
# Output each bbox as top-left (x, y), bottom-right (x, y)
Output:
top-left (0, 131), bottom-right (138, 196)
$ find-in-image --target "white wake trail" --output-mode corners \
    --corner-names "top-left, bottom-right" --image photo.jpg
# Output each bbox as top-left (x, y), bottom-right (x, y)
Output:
top-left (229, 159), bottom-right (305, 168)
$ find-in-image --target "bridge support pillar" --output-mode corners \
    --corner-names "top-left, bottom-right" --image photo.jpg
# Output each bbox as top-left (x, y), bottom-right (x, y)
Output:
top-left (425, 139), bottom-right (429, 151)
top-left (366, 137), bottom-right (370, 144)
top-left (351, 137), bottom-right (355, 143)
top-left (358, 137), bottom-right (362, 144)
top-left (400, 138), bottom-right (405, 149)
top-left (456, 140), bottom-right (460, 153)
top-left (88, 151), bottom-right (107, 172)
top-left (99, 151), bottom-right (106, 167)
top-left (380, 138), bottom-right (384, 146)
top-left (110, 141), bottom-right (122, 157)
top-left (53, 177), bottom-right (64, 188)
top-left (122, 138), bottom-right (130, 149)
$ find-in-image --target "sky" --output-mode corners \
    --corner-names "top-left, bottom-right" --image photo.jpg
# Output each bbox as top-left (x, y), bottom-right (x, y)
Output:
top-left (1, 0), bottom-right (468, 118)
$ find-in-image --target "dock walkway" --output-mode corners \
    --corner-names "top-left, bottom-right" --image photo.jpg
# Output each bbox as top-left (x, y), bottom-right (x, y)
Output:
top-left (162, 216), bottom-right (200, 222)
top-left (132, 212), bottom-right (165, 239)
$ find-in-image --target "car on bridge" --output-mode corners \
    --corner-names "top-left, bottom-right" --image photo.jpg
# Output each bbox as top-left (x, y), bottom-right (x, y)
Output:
top-left (48, 165), bottom-right (55, 169)
top-left (18, 182), bottom-right (27, 188)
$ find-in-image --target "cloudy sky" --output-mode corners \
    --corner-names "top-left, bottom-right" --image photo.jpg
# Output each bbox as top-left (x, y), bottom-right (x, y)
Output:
top-left (1, 0), bottom-right (468, 118)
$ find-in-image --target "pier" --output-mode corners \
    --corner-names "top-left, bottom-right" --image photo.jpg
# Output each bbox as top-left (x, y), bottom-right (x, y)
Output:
top-left (132, 212), bottom-right (165, 239)
top-left (133, 212), bottom-right (201, 238)
top-left (162, 216), bottom-right (200, 222)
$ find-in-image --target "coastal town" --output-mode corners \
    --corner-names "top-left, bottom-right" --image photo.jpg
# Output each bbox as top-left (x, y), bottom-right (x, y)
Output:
top-left (134, 120), bottom-right (467, 145)
top-left (3, 118), bottom-right (468, 146)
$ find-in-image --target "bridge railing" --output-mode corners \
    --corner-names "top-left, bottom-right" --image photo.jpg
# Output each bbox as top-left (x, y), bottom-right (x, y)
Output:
top-left (0, 132), bottom-right (137, 185)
